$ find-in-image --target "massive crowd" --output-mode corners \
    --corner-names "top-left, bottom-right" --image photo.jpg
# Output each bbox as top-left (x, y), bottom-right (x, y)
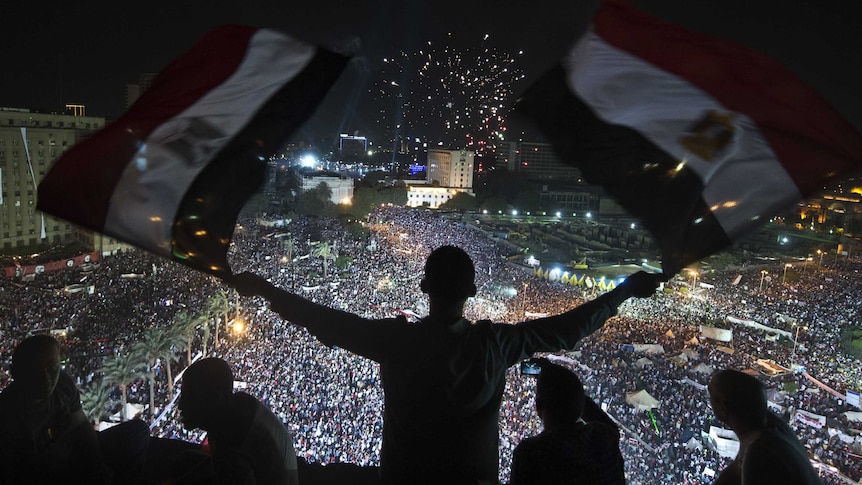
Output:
top-left (2, 205), bottom-right (861, 483)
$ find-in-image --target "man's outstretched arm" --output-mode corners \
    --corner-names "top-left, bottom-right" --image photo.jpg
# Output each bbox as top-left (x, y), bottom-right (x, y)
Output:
top-left (228, 272), bottom-right (389, 359)
top-left (229, 272), bottom-right (364, 326)
top-left (505, 271), bottom-right (665, 359)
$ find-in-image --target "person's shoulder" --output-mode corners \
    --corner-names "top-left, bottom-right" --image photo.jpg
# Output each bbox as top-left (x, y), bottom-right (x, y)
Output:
top-left (744, 432), bottom-right (819, 483)
top-left (513, 433), bottom-right (545, 455)
top-left (583, 420), bottom-right (620, 440)
top-left (54, 371), bottom-right (81, 406)
top-left (0, 382), bottom-right (20, 415)
top-left (232, 392), bottom-right (263, 414)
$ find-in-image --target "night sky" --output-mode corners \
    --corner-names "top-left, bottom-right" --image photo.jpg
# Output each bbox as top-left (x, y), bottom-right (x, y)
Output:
top-left (2, 0), bottom-right (860, 147)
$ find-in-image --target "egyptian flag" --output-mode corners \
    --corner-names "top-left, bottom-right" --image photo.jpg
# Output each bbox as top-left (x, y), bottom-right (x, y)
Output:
top-left (516, 0), bottom-right (862, 276)
top-left (37, 25), bottom-right (349, 277)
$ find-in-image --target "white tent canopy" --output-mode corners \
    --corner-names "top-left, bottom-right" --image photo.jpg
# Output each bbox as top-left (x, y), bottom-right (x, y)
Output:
top-left (632, 344), bottom-right (664, 354)
top-left (685, 437), bottom-right (704, 451)
top-left (109, 403), bottom-right (145, 422)
top-left (708, 426), bottom-right (740, 459)
top-left (681, 348), bottom-right (699, 359)
top-left (626, 389), bottom-right (661, 410)
top-left (844, 411), bottom-right (862, 422)
top-left (636, 357), bottom-right (654, 369)
top-left (672, 353), bottom-right (689, 365)
top-left (700, 325), bottom-right (733, 342)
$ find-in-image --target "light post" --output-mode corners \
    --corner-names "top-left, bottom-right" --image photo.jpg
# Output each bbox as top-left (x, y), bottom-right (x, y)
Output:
top-left (802, 257), bottom-right (813, 277)
top-left (688, 270), bottom-right (699, 292)
top-left (782, 263), bottom-right (792, 284)
top-left (790, 323), bottom-right (808, 369)
top-left (817, 249), bottom-right (824, 267)
top-left (760, 270), bottom-right (768, 291)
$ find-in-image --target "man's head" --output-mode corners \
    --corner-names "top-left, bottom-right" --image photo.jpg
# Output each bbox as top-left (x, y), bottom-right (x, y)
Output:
top-left (420, 246), bottom-right (476, 302)
top-left (534, 359), bottom-right (586, 427)
top-left (178, 358), bottom-right (234, 431)
top-left (708, 369), bottom-right (768, 430)
top-left (11, 334), bottom-right (62, 402)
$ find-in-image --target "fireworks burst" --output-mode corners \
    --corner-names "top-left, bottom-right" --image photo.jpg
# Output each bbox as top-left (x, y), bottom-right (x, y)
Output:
top-left (370, 32), bottom-right (526, 156)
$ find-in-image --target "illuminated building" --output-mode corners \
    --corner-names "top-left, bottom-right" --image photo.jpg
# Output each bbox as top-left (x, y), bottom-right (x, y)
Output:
top-left (0, 107), bottom-right (111, 251)
top-left (426, 149), bottom-right (474, 189)
top-left (406, 149), bottom-right (474, 208)
top-left (296, 170), bottom-right (354, 205)
top-left (496, 141), bottom-right (581, 181)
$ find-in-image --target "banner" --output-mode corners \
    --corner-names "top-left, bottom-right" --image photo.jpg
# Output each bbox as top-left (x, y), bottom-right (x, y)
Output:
top-left (5, 252), bottom-right (100, 278)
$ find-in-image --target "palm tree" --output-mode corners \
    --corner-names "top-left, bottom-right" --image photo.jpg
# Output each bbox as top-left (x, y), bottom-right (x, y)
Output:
top-left (172, 311), bottom-right (197, 367)
top-left (99, 350), bottom-right (146, 421)
top-left (206, 289), bottom-right (231, 352)
top-left (133, 326), bottom-right (186, 416)
top-left (312, 241), bottom-right (337, 278)
top-left (80, 380), bottom-right (112, 425)
top-left (282, 237), bottom-right (296, 262)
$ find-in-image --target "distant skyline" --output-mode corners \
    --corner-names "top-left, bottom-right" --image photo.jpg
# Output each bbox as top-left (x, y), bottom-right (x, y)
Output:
top-left (2, 0), bottom-right (860, 151)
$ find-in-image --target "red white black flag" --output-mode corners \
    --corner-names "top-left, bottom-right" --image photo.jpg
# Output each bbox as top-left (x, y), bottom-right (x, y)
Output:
top-left (38, 25), bottom-right (349, 276)
top-left (516, 0), bottom-right (862, 275)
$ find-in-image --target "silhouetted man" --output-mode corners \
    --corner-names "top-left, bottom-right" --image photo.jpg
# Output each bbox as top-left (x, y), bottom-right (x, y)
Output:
top-left (0, 334), bottom-right (109, 484)
top-left (176, 357), bottom-right (299, 485)
top-left (708, 369), bottom-right (821, 485)
top-left (510, 358), bottom-right (625, 485)
top-left (231, 245), bottom-right (662, 484)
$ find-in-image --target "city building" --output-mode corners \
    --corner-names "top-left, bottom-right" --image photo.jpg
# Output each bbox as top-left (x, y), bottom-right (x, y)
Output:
top-left (296, 170), bottom-right (354, 204)
top-left (339, 134), bottom-right (368, 163)
top-left (125, 73), bottom-right (158, 110)
top-left (0, 107), bottom-right (125, 254)
top-left (426, 148), bottom-right (474, 188)
top-left (406, 185), bottom-right (473, 208)
top-left (496, 141), bottom-right (581, 181)
top-left (406, 149), bottom-right (474, 208)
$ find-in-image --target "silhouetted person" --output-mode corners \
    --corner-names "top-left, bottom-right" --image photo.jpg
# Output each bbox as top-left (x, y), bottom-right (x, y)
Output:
top-left (510, 358), bottom-right (625, 485)
top-left (231, 245), bottom-right (662, 484)
top-left (174, 357), bottom-right (299, 485)
top-left (708, 369), bottom-right (821, 485)
top-left (0, 334), bottom-right (109, 484)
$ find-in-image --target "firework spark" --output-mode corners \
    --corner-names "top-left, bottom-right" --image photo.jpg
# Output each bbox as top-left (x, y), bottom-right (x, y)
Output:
top-left (370, 33), bottom-right (526, 156)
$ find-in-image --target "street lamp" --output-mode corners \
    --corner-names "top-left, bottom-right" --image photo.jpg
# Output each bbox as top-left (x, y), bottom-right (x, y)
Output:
top-left (802, 257), bottom-right (813, 277)
top-left (688, 270), bottom-right (699, 291)
top-left (760, 270), bottom-right (768, 291)
top-left (817, 249), bottom-right (824, 267)
top-left (790, 323), bottom-right (808, 369)
top-left (782, 263), bottom-right (792, 284)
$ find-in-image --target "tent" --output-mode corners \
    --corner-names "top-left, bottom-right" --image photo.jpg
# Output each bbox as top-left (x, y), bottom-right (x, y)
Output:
top-left (97, 421), bottom-right (120, 431)
top-left (671, 353), bottom-right (688, 365)
top-left (109, 403), bottom-right (145, 422)
top-left (766, 388), bottom-right (787, 404)
top-left (708, 426), bottom-right (740, 458)
top-left (636, 357), bottom-right (654, 369)
top-left (692, 363), bottom-right (714, 375)
top-left (626, 389), bottom-right (661, 410)
top-left (700, 325), bottom-right (733, 342)
top-left (684, 437), bottom-right (704, 451)
top-left (681, 348), bottom-right (699, 359)
top-left (632, 344), bottom-right (665, 354)
top-left (844, 411), bottom-right (862, 422)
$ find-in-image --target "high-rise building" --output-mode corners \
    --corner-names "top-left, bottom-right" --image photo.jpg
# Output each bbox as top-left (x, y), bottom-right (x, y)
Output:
top-left (426, 149), bottom-right (474, 189)
top-left (125, 73), bottom-right (158, 110)
top-left (406, 149), bottom-right (474, 208)
top-left (0, 107), bottom-right (105, 250)
top-left (497, 141), bottom-right (581, 181)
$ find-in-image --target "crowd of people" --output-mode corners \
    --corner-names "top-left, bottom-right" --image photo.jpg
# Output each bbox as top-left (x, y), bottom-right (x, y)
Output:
top-left (2, 205), bottom-right (861, 483)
